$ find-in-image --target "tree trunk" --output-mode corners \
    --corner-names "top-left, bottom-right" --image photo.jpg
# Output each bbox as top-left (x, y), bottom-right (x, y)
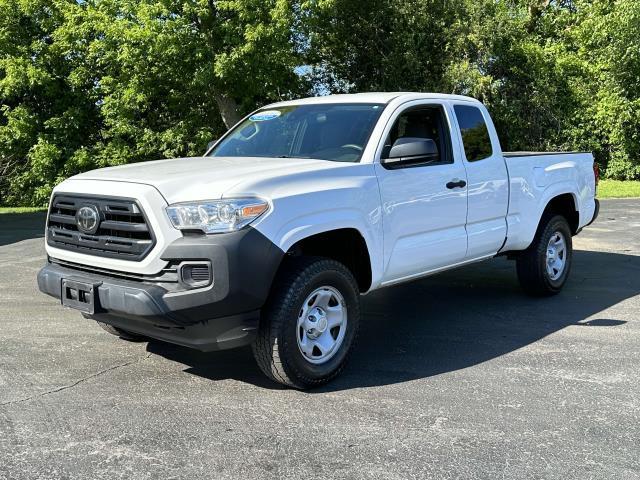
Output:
top-left (214, 94), bottom-right (242, 129)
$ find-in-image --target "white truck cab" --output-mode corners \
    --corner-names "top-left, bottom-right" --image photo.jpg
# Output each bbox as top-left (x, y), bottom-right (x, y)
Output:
top-left (38, 93), bottom-right (599, 388)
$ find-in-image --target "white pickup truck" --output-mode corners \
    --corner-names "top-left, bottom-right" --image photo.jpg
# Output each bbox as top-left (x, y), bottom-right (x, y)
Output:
top-left (38, 92), bottom-right (599, 388)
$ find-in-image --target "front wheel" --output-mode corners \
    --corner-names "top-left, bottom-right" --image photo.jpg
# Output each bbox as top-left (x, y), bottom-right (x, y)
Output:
top-left (516, 214), bottom-right (573, 296)
top-left (252, 257), bottom-right (360, 389)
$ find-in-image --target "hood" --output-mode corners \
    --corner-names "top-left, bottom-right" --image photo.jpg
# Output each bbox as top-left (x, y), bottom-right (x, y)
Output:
top-left (72, 156), bottom-right (344, 204)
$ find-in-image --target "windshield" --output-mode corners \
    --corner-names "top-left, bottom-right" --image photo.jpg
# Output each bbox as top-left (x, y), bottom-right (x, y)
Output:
top-left (208, 103), bottom-right (384, 162)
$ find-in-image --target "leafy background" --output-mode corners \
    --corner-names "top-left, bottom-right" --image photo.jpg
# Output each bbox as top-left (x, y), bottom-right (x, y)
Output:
top-left (1, 0), bottom-right (638, 206)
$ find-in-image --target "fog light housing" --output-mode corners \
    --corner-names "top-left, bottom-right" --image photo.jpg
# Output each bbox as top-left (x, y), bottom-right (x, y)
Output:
top-left (179, 261), bottom-right (212, 288)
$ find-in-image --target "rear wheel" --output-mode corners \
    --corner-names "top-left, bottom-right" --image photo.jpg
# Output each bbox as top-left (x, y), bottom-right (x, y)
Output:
top-left (252, 257), bottom-right (360, 389)
top-left (96, 321), bottom-right (146, 342)
top-left (516, 214), bottom-right (573, 296)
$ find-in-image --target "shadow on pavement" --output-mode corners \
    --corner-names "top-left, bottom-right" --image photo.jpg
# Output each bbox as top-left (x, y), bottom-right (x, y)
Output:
top-left (0, 212), bottom-right (46, 246)
top-left (148, 249), bottom-right (639, 391)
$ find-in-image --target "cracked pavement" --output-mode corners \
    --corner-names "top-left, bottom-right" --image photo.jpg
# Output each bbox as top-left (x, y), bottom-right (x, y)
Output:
top-left (1, 354), bottom-right (152, 407)
top-left (0, 199), bottom-right (639, 479)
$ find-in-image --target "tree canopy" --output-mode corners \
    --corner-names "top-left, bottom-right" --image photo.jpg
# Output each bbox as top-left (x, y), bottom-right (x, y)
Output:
top-left (1, 0), bottom-right (638, 205)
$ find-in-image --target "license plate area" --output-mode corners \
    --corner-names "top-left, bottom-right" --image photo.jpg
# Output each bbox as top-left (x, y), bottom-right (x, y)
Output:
top-left (61, 279), bottom-right (101, 314)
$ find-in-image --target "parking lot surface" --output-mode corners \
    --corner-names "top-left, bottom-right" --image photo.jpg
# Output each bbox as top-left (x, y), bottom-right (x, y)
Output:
top-left (1, 199), bottom-right (639, 479)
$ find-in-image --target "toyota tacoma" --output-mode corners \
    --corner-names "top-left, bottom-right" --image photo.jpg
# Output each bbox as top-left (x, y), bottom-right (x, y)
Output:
top-left (37, 93), bottom-right (599, 388)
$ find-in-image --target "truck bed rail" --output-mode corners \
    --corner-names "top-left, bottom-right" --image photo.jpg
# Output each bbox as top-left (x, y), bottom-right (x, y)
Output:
top-left (503, 151), bottom-right (590, 158)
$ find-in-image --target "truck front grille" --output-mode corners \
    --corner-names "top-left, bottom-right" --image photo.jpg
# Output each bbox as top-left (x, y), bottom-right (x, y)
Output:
top-left (47, 194), bottom-right (155, 261)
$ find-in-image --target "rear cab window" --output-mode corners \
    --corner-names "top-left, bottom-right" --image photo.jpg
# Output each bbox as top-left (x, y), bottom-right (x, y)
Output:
top-left (453, 105), bottom-right (493, 162)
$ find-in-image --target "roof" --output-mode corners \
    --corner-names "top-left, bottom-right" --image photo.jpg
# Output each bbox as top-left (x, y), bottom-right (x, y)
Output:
top-left (267, 92), bottom-right (481, 107)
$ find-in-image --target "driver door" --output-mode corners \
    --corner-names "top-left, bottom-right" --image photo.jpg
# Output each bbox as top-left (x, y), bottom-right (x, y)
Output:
top-left (374, 102), bottom-right (469, 285)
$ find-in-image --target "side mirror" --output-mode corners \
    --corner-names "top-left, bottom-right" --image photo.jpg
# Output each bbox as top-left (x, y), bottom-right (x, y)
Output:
top-left (382, 137), bottom-right (439, 168)
top-left (206, 140), bottom-right (216, 152)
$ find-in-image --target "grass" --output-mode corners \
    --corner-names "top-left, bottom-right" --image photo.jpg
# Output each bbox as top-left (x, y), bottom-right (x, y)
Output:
top-left (0, 207), bottom-right (46, 214)
top-left (598, 180), bottom-right (640, 199)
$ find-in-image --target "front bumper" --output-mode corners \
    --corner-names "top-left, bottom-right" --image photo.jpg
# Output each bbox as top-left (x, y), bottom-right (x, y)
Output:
top-left (37, 227), bottom-right (284, 351)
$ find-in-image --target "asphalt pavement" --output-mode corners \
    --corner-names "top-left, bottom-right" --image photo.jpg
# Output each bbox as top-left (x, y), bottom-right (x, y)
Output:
top-left (0, 199), bottom-right (638, 479)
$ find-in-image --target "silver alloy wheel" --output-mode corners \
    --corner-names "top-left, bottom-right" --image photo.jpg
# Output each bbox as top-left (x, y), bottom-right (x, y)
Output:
top-left (296, 286), bottom-right (347, 365)
top-left (545, 231), bottom-right (567, 281)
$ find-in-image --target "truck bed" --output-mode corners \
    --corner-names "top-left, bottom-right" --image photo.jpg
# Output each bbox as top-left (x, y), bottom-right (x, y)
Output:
top-left (501, 150), bottom-right (597, 252)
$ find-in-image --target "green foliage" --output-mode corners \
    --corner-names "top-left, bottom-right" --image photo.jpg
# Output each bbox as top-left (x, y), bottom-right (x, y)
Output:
top-left (306, 0), bottom-right (640, 179)
top-left (303, 0), bottom-right (464, 92)
top-left (1, 0), bottom-right (305, 205)
top-left (572, 0), bottom-right (640, 179)
top-left (1, 0), bottom-right (639, 206)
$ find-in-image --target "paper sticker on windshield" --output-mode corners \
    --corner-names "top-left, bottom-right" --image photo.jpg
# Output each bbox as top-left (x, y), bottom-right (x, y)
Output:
top-left (250, 110), bottom-right (281, 122)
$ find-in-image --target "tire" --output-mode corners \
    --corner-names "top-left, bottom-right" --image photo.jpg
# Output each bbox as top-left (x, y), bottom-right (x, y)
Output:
top-left (516, 214), bottom-right (573, 296)
top-left (252, 257), bottom-right (360, 389)
top-left (96, 321), bottom-right (147, 342)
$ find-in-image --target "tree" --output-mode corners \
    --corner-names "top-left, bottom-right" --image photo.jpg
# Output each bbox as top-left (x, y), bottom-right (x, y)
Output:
top-left (445, 0), bottom-right (585, 153)
top-left (571, 0), bottom-right (640, 179)
top-left (303, 0), bottom-right (464, 93)
top-left (0, 0), bottom-right (88, 205)
top-left (1, 0), bottom-right (306, 205)
top-left (2, 0), bottom-right (639, 206)
top-left (306, 0), bottom-right (640, 178)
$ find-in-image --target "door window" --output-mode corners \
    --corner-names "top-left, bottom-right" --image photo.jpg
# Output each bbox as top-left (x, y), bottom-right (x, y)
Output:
top-left (453, 105), bottom-right (493, 162)
top-left (383, 106), bottom-right (453, 165)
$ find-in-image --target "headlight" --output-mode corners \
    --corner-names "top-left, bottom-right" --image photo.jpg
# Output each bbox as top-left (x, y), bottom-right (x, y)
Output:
top-left (166, 198), bottom-right (269, 234)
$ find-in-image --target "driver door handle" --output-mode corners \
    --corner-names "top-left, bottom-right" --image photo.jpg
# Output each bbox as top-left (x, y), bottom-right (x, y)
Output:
top-left (446, 179), bottom-right (467, 189)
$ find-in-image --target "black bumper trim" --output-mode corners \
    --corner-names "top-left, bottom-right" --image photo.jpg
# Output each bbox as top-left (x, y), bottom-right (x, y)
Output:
top-left (38, 262), bottom-right (260, 351)
top-left (39, 262), bottom-right (179, 323)
top-left (38, 226), bottom-right (284, 351)
top-left (88, 311), bottom-right (259, 352)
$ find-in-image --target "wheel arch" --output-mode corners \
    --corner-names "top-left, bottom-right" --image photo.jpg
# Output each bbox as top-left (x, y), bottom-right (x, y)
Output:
top-left (282, 227), bottom-right (374, 293)
top-left (541, 192), bottom-right (580, 234)
top-left (518, 190), bottom-right (579, 251)
top-left (502, 185), bottom-right (581, 253)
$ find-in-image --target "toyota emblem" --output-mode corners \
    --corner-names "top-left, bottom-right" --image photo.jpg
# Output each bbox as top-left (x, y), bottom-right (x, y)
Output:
top-left (76, 205), bottom-right (100, 234)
